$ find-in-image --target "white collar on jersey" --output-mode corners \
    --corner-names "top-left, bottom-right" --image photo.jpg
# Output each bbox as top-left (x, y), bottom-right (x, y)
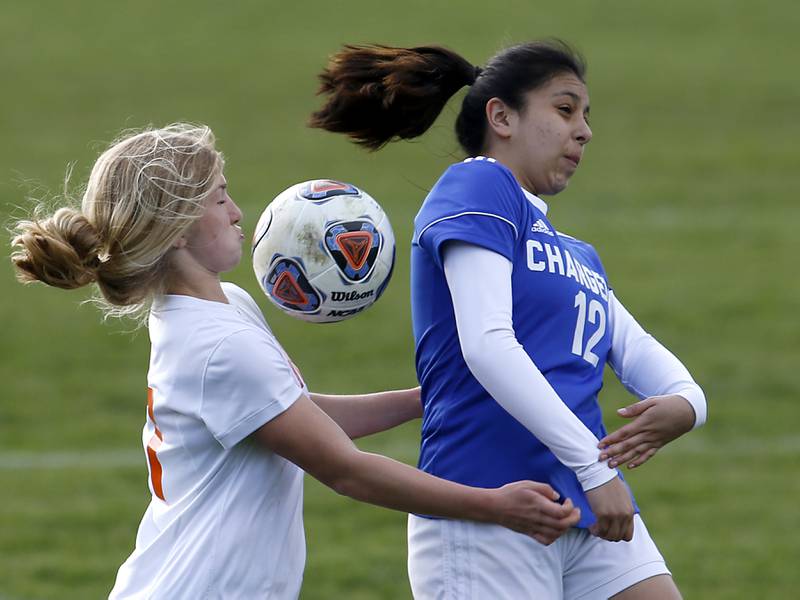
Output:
top-left (521, 187), bottom-right (549, 215)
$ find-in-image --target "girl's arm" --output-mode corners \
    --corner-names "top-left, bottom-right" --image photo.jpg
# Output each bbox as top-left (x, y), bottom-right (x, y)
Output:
top-left (254, 393), bottom-right (580, 545)
top-left (309, 387), bottom-right (422, 439)
top-left (442, 242), bottom-right (633, 542)
top-left (598, 291), bottom-right (707, 469)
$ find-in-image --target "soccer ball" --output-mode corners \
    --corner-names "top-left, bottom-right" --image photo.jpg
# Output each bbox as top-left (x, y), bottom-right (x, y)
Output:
top-left (252, 179), bottom-right (395, 323)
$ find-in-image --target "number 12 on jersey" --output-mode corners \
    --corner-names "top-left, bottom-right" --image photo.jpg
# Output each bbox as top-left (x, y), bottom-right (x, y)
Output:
top-left (571, 291), bottom-right (606, 367)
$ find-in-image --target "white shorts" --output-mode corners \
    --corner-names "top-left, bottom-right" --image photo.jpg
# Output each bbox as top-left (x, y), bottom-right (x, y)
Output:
top-left (407, 513), bottom-right (669, 600)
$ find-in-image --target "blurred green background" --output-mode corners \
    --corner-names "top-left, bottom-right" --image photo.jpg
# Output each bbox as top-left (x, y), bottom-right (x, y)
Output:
top-left (1, 0), bottom-right (798, 598)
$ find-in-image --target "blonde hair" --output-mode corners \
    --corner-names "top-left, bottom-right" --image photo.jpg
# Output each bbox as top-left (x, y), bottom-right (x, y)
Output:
top-left (11, 123), bottom-right (224, 321)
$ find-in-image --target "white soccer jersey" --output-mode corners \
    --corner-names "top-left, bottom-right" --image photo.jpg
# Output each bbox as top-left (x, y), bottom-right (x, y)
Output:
top-left (110, 283), bottom-right (307, 599)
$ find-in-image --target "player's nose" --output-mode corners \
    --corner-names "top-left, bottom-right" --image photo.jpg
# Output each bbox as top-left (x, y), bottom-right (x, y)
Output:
top-left (230, 200), bottom-right (243, 224)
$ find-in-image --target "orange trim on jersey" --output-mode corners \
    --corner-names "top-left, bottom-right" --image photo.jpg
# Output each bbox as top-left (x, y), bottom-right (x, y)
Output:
top-left (146, 387), bottom-right (166, 501)
top-left (146, 445), bottom-right (165, 501)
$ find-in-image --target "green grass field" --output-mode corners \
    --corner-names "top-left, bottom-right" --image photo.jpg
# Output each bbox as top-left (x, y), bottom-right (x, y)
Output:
top-left (1, 1), bottom-right (798, 597)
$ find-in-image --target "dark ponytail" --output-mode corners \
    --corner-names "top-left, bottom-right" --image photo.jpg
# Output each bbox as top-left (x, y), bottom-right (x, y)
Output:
top-left (308, 44), bottom-right (476, 150)
top-left (310, 40), bottom-right (586, 156)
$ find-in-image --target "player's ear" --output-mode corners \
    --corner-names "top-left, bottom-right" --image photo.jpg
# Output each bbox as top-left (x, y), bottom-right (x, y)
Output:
top-left (172, 235), bottom-right (187, 250)
top-left (485, 97), bottom-right (515, 140)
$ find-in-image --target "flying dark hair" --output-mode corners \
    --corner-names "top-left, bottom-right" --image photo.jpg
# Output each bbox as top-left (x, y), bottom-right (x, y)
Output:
top-left (309, 40), bottom-right (586, 156)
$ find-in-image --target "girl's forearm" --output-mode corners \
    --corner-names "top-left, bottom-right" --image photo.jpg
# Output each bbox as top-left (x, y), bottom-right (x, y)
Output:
top-left (310, 387), bottom-right (422, 438)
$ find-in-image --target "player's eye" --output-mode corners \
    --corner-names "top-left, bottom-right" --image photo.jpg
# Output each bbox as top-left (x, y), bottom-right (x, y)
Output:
top-left (558, 105), bottom-right (573, 116)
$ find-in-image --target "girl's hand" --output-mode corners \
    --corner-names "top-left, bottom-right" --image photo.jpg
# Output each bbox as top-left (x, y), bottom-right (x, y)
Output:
top-left (493, 482), bottom-right (581, 545)
top-left (584, 476), bottom-right (635, 541)
top-left (598, 394), bottom-right (695, 469)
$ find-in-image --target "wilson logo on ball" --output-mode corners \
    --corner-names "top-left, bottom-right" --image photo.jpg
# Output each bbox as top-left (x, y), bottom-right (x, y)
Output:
top-left (331, 289), bottom-right (374, 302)
top-left (324, 221), bottom-right (381, 282)
top-left (300, 180), bottom-right (359, 202)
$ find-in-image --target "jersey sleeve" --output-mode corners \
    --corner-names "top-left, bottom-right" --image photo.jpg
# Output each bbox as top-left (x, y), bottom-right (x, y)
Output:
top-left (201, 328), bottom-right (304, 449)
top-left (415, 160), bottom-right (524, 270)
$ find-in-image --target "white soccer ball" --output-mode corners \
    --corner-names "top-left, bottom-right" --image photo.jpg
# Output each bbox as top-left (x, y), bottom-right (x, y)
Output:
top-left (252, 179), bottom-right (395, 323)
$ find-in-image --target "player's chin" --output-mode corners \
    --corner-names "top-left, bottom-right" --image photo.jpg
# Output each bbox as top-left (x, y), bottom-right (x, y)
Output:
top-left (537, 171), bottom-right (572, 196)
top-left (554, 171), bottom-right (574, 192)
top-left (220, 248), bottom-right (244, 272)
top-left (542, 179), bottom-right (569, 196)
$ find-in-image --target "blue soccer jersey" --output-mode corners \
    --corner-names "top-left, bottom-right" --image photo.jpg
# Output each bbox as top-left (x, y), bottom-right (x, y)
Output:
top-left (411, 157), bottom-right (636, 528)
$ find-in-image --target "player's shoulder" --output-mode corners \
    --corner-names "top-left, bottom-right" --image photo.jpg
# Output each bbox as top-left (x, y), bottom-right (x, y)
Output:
top-left (204, 325), bottom-right (283, 384)
top-left (418, 156), bottom-right (525, 227)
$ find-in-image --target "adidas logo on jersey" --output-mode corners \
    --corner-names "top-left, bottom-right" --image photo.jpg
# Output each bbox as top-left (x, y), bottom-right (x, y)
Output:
top-left (531, 219), bottom-right (554, 236)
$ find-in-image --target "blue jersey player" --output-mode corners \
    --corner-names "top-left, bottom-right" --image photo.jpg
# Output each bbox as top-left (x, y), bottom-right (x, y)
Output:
top-left (311, 40), bottom-right (706, 599)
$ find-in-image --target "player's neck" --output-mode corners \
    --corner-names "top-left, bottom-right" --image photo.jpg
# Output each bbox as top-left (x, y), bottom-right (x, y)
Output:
top-left (483, 149), bottom-right (537, 196)
top-left (165, 267), bottom-right (228, 304)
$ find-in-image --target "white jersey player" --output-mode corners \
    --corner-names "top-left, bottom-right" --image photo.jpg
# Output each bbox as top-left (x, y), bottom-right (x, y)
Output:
top-left (109, 282), bottom-right (308, 597)
top-left (310, 41), bottom-right (707, 598)
top-left (11, 123), bottom-right (582, 598)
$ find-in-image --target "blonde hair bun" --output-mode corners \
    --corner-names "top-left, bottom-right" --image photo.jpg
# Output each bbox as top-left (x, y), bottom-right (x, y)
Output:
top-left (12, 207), bottom-right (102, 289)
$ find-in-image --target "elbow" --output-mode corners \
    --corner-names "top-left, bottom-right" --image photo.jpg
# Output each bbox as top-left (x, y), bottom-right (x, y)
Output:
top-left (321, 455), bottom-right (367, 500)
top-left (329, 471), bottom-right (379, 504)
top-left (461, 342), bottom-right (489, 378)
top-left (329, 475), bottom-right (364, 500)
